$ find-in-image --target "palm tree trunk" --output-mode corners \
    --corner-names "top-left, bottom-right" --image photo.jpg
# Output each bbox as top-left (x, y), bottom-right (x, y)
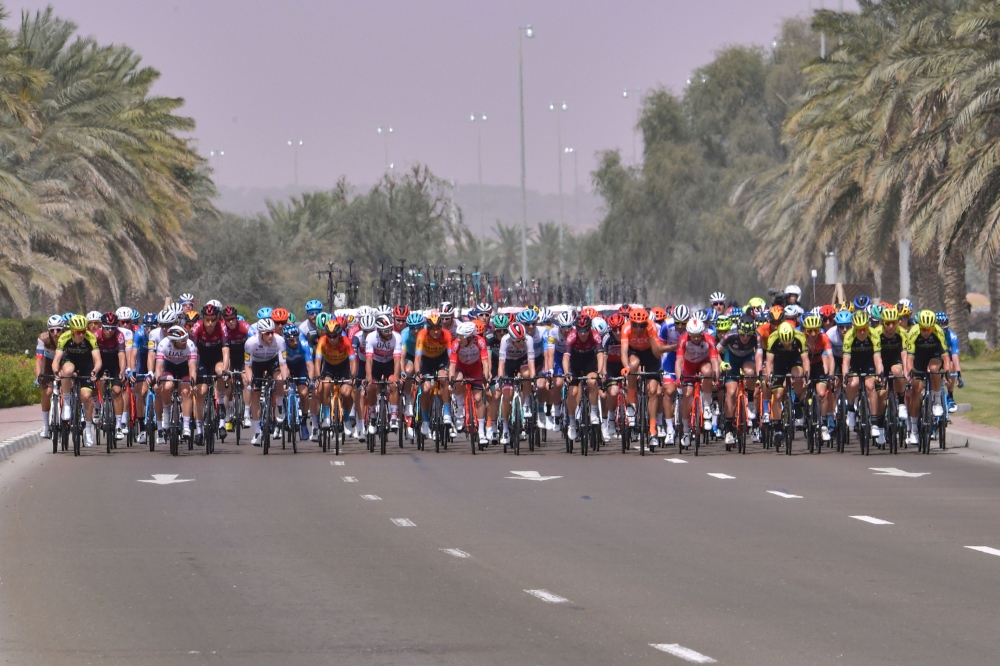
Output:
top-left (989, 254), bottom-right (1000, 349)
top-left (880, 241), bottom-right (900, 304)
top-left (911, 240), bottom-right (944, 312)
top-left (943, 245), bottom-right (969, 354)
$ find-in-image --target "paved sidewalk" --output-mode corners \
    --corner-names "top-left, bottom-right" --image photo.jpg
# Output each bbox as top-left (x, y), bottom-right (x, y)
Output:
top-left (0, 404), bottom-right (42, 441)
top-left (948, 415), bottom-right (1000, 458)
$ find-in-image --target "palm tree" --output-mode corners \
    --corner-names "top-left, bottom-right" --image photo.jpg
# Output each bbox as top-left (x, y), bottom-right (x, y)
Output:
top-left (529, 221), bottom-right (562, 275)
top-left (484, 220), bottom-right (528, 279)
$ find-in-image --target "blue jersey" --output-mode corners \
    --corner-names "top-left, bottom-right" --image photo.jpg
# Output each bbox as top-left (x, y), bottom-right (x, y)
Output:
top-left (659, 321), bottom-right (682, 376)
top-left (133, 327), bottom-right (150, 374)
top-left (400, 327), bottom-right (418, 358)
top-left (284, 335), bottom-right (314, 366)
top-left (944, 328), bottom-right (960, 356)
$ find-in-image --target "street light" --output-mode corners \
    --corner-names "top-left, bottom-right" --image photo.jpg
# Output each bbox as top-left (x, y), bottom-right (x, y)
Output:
top-left (209, 149), bottom-right (225, 182)
top-left (286, 140), bottom-right (303, 187)
top-left (377, 126), bottom-right (394, 172)
top-left (622, 88), bottom-right (642, 164)
top-left (565, 147), bottom-right (578, 230)
top-left (518, 23), bottom-right (535, 281)
top-left (470, 113), bottom-right (487, 228)
top-left (549, 101), bottom-right (567, 271)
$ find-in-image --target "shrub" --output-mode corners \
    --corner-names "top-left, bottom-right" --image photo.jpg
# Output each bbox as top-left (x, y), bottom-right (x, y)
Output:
top-left (0, 318), bottom-right (47, 356)
top-left (0, 354), bottom-right (41, 408)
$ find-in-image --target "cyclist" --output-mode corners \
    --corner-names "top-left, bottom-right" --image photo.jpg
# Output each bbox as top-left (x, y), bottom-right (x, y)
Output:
top-left (676, 318), bottom-right (720, 449)
top-left (516, 308), bottom-right (552, 422)
top-left (904, 310), bottom-right (950, 443)
top-left (485, 314), bottom-right (510, 442)
top-left (132, 312), bottom-right (155, 442)
top-left (440, 302), bottom-right (458, 336)
top-left (300, 300), bottom-right (324, 348)
top-left (657, 305), bottom-right (689, 445)
top-left (497, 322), bottom-right (536, 446)
top-left (283, 323), bottom-right (314, 440)
top-left (601, 313), bottom-right (626, 441)
top-left (221, 306), bottom-right (252, 429)
top-left (350, 314), bottom-right (377, 439)
top-left (547, 311), bottom-right (575, 430)
top-left (190, 304), bottom-right (230, 445)
top-left (765, 322), bottom-right (810, 450)
top-left (179, 293), bottom-right (196, 314)
top-left (876, 307), bottom-right (909, 436)
top-left (718, 316), bottom-right (762, 447)
top-left (802, 313), bottom-right (834, 441)
top-left (314, 318), bottom-right (357, 438)
top-left (937, 312), bottom-right (962, 412)
top-left (153, 325), bottom-right (198, 443)
top-left (364, 314), bottom-right (402, 436)
top-left (563, 314), bottom-right (605, 441)
top-left (35, 315), bottom-right (64, 438)
top-left (94, 312), bottom-right (129, 440)
top-left (709, 292), bottom-right (727, 318)
top-left (243, 318), bottom-right (288, 446)
top-left (392, 305), bottom-right (410, 333)
top-left (449, 320), bottom-right (490, 441)
top-left (842, 310), bottom-right (884, 441)
top-left (622, 308), bottom-right (665, 446)
top-left (414, 312), bottom-right (453, 436)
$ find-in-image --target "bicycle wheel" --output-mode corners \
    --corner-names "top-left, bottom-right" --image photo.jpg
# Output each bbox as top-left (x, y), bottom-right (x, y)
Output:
top-left (919, 390), bottom-right (931, 454)
top-left (619, 397), bottom-right (629, 454)
top-left (146, 405), bottom-right (157, 452)
top-left (886, 392), bottom-right (897, 455)
top-left (858, 395), bottom-right (870, 456)
top-left (432, 396), bottom-right (442, 453)
top-left (204, 394), bottom-right (215, 455)
top-left (939, 413), bottom-right (947, 450)
top-left (380, 396), bottom-right (388, 455)
top-left (261, 394), bottom-right (271, 455)
top-left (637, 395), bottom-right (647, 457)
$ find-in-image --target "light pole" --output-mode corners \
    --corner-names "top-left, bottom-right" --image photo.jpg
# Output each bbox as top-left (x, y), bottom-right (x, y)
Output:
top-left (622, 88), bottom-right (641, 164)
top-left (209, 149), bottom-right (225, 182)
top-left (518, 24), bottom-right (534, 281)
top-left (549, 101), bottom-right (567, 271)
top-left (470, 113), bottom-right (487, 228)
top-left (565, 147), bottom-right (578, 230)
top-left (287, 140), bottom-right (302, 187)
top-left (377, 126), bottom-right (394, 172)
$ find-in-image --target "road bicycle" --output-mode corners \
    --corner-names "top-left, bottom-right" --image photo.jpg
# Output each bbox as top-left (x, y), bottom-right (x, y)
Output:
top-left (681, 373), bottom-right (711, 457)
top-left (414, 374), bottom-right (449, 453)
top-left (366, 379), bottom-right (395, 455)
top-left (454, 378), bottom-right (487, 454)
top-left (201, 374), bottom-right (220, 455)
top-left (319, 378), bottom-right (350, 455)
top-left (96, 375), bottom-right (117, 454)
top-left (58, 375), bottom-right (88, 456)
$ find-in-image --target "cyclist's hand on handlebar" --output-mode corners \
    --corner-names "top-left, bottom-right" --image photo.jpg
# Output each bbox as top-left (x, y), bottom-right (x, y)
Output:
top-left (720, 362), bottom-right (731, 373)
top-left (958, 372), bottom-right (965, 389)
top-left (621, 367), bottom-right (629, 376)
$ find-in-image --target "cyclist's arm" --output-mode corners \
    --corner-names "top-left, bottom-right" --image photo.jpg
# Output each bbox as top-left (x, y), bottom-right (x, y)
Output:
top-left (188, 357), bottom-right (198, 382)
top-left (597, 350), bottom-right (606, 376)
top-left (873, 351), bottom-right (883, 377)
top-left (562, 351), bottom-right (571, 376)
top-left (117, 349), bottom-right (126, 377)
top-left (222, 346), bottom-right (231, 373)
top-left (842, 353), bottom-right (851, 377)
top-left (34, 341), bottom-right (45, 379)
top-left (800, 352), bottom-right (810, 378)
top-left (365, 352), bottom-right (373, 383)
top-left (765, 352), bottom-right (775, 378)
top-left (544, 345), bottom-right (555, 373)
top-left (950, 352), bottom-right (961, 375)
top-left (91, 348), bottom-right (102, 378)
top-left (52, 349), bottom-right (63, 375)
top-left (823, 350), bottom-right (833, 377)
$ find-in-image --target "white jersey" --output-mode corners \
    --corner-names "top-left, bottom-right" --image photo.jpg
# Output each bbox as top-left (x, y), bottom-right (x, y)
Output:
top-left (499, 334), bottom-right (535, 362)
top-left (550, 326), bottom-right (570, 354)
top-left (155, 338), bottom-right (197, 365)
top-left (365, 331), bottom-right (402, 364)
top-left (245, 335), bottom-right (287, 364)
top-left (117, 326), bottom-right (134, 350)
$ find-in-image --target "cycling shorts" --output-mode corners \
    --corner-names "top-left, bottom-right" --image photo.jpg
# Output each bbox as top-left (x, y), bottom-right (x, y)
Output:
top-left (418, 354), bottom-right (448, 376)
top-left (630, 348), bottom-right (660, 373)
top-left (321, 360), bottom-right (352, 380)
top-left (250, 358), bottom-right (280, 381)
top-left (911, 354), bottom-right (942, 374)
top-left (680, 359), bottom-right (711, 384)
top-left (569, 353), bottom-right (599, 377)
top-left (723, 356), bottom-right (754, 383)
top-left (454, 361), bottom-right (484, 391)
top-left (370, 359), bottom-right (395, 382)
top-left (161, 360), bottom-right (191, 383)
top-left (286, 360), bottom-right (310, 386)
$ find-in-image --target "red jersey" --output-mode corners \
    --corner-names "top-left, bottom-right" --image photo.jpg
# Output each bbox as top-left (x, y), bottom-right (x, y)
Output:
top-left (449, 335), bottom-right (488, 366)
top-left (677, 333), bottom-right (719, 365)
top-left (191, 320), bottom-right (229, 349)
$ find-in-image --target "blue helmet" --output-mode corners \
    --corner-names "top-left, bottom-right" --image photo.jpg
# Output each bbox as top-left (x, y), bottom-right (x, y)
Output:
top-left (936, 311), bottom-right (949, 325)
top-left (237, 315), bottom-right (245, 322)
top-left (516, 309), bottom-right (538, 324)
top-left (256, 307), bottom-right (273, 319)
top-left (142, 312), bottom-right (157, 326)
top-left (62, 312), bottom-right (74, 323)
top-left (834, 311), bottom-right (853, 326)
top-left (853, 295), bottom-right (871, 311)
top-left (406, 313), bottom-right (425, 328)
top-left (305, 299), bottom-right (323, 314)
top-left (729, 307), bottom-right (744, 318)
top-left (705, 309), bottom-right (718, 323)
top-left (283, 324), bottom-right (299, 338)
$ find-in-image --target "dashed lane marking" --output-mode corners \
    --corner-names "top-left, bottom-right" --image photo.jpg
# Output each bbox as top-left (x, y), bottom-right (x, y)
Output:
top-left (391, 518), bottom-right (416, 527)
top-left (707, 473), bottom-right (735, 480)
top-left (649, 643), bottom-right (717, 663)
top-left (342, 476), bottom-right (358, 482)
top-left (851, 515), bottom-right (893, 525)
top-left (331, 461), bottom-right (345, 466)
top-left (966, 546), bottom-right (1000, 557)
top-left (524, 589), bottom-right (569, 603)
top-left (360, 495), bottom-right (381, 501)
top-left (870, 467), bottom-right (929, 478)
top-left (440, 548), bottom-right (471, 558)
top-left (767, 491), bottom-right (802, 499)
top-left (664, 458), bottom-right (689, 464)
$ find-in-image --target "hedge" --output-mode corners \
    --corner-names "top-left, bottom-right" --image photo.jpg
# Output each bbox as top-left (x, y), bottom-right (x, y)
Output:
top-left (0, 355), bottom-right (41, 408)
top-left (0, 318), bottom-right (47, 356)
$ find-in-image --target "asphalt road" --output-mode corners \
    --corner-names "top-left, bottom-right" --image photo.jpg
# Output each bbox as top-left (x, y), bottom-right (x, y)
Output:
top-left (2, 426), bottom-right (1000, 665)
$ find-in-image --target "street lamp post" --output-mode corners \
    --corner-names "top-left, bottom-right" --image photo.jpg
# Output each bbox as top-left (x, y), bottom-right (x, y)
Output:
top-left (470, 113), bottom-right (487, 229)
top-left (287, 140), bottom-right (303, 187)
top-left (565, 147), bottom-right (578, 230)
top-left (549, 101), bottom-right (567, 271)
top-left (377, 126), bottom-right (394, 172)
top-left (209, 149), bottom-right (225, 181)
top-left (622, 88), bottom-right (642, 164)
top-left (518, 24), bottom-right (534, 281)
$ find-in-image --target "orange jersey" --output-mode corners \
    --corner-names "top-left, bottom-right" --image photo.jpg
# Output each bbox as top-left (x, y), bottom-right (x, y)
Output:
top-left (622, 323), bottom-right (655, 352)
top-left (316, 334), bottom-right (355, 366)
top-left (416, 328), bottom-right (452, 358)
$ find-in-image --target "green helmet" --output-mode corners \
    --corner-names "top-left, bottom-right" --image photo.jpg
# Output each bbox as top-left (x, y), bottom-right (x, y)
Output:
top-left (316, 312), bottom-right (331, 330)
top-left (491, 313), bottom-right (510, 330)
top-left (716, 315), bottom-right (732, 333)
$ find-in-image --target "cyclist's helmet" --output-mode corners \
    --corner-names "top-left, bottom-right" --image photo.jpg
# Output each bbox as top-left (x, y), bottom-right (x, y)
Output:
top-left (167, 325), bottom-right (189, 341)
top-left (936, 311), bottom-right (949, 326)
top-left (618, 303), bottom-right (632, 315)
top-left (651, 307), bottom-right (667, 323)
top-left (158, 309), bottom-right (179, 326)
top-left (803, 314), bottom-right (822, 330)
top-left (271, 308), bottom-right (289, 324)
top-left (202, 303), bottom-right (219, 317)
top-left (205, 299), bottom-right (222, 309)
top-left (729, 307), bottom-right (744, 319)
top-left (555, 311), bottom-right (574, 328)
top-left (325, 319), bottom-right (343, 336)
top-left (852, 311), bottom-right (870, 328)
top-left (582, 307), bottom-right (599, 319)
top-left (769, 305), bottom-right (784, 323)
top-left (672, 304), bottom-right (690, 324)
top-left (897, 298), bottom-right (913, 312)
top-left (356, 305), bottom-right (373, 317)
top-left (167, 302), bottom-right (184, 317)
top-left (629, 309), bottom-right (649, 325)
top-left (777, 322), bottom-right (795, 343)
top-left (305, 299), bottom-right (324, 314)
top-left (393, 305), bottom-right (410, 320)
top-left (86, 310), bottom-right (101, 323)
top-left (853, 295), bottom-right (871, 311)
top-left (440, 301), bottom-right (455, 317)
top-left (783, 304), bottom-right (802, 320)
top-left (819, 304), bottom-right (836, 320)
top-left (737, 318), bottom-right (756, 336)
top-left (142, 312), bottom-right (157, 326)
top-left (185, 311), bottom-right (200, 325)
top-left (256, 307), bottom-right (273, 320)
top-left (709, 291), bottom-right (726, 304)
top-left (67, 314), bottom-right (88, 331)
top-left (607, 313), bottom-right (626, 330)
top-left (100, 312), bottom-right (118, 327)
top-left (834, 311), bottom-right (852, 326)
top-left (575, 314), bottom-right (592, 331)
top-left (477, 302), bottom-right (493, 315)
top-left (374, 314), bottom-right (392, 332)
top-left (917, 310), bottom-right (936, 328)
top-left (716, 316), bottom-right (732, 333)
top-left (456, 321), bottom-right (477, 338)
top-left (256, 318), bottom-right (275, 334)
top-left (61, 312), bottom-right (74, 323)
top-left (593, 318), bottom-right (609, 336)
top-left (508, 322), bottom-right (526, 340)
top-left (491, 314), bottom-right (510, 330)
top-left (115, 306), bottom-right (133, 322)
top-left (869, 304), bottom-right (883, 323)
top-left (406, 312), bottom-right (425, 328)
top-left (705, 309), bottom-right (718, 323)
top-left (374, 304), bottom-right (391, 318)
top-left (359, 314), bottom-right (377, 331)
top-left (179, 293), bottom-right (195, 304)
top-left (223, 305), bottom-right (238, 319)
top-left (881, 307), bottom-right (899, 323)
top-left (474, 319), bottom-right (487, 336)
top-left (686, 318), bottom-right (705, 335)
top-left (283, 324), bottom-right (299, 338)
top-left (46, 314), bottom-right (63, 328)
top-left (426, 313), bottom-right (441, 327)
top-left (747, 296), bottom-right (766, 310)
top-left (516, 308), bottom-right (538, 324)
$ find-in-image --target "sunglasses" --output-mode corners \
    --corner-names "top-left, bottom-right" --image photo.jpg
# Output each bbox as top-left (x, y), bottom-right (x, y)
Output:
top-left (49, 328), bottom-right (63, 334)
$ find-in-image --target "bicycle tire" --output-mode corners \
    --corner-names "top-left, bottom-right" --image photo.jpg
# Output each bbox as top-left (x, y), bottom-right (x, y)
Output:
top-left (858, 391), bottom-right (870, 456)
top-left (204, 393), bottom-right (215, 455)
top-left (380, 395), bottom-right (388, 455)
top-left (939, 414), bottom-right (947, 450)
top-left (638, 394), bottom-right (647, 457)
top-left (261, 391), bottom-right (271, 455)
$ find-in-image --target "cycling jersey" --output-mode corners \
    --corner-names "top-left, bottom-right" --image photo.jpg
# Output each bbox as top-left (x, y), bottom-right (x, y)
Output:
top-left (57, 330), bottom-right (98, 357)
top-left (622, 322), bottom-right (656, 353)
top-left (550, 326), bottom-right (570, 355)
top-left (415, 328), bottom-right (452, 358)
top-left (298, 319), bottom-right (318, 348)
top-left (906, 324), bottom-right (947, 367)
top-left (190, 320), bottom-right (230, 350)
top-left (96, 329), bottom-right (126, 355)
top-left (877, 327), bottom-right (906, 367)
top-left (133, 327), bottom-right (150, 373)
top-left (718, 331), bottom-right (759, 363)
top-left (399, 326), bottom-right (418, 359)
top-left (284, 335), bottom-right (314, 366)
top-left (36, 332), bottom-right (58, 361)
top-left (498, 334), bottom-right (535, 362)
top-left (449, 335), bottom-right (488, 367)
top-left (804, 331), bottom-right (832, 366)
top-left (842, 328), bottom-right (880, 373)
top-left (943, 327), bottom-right (960, 356)
top-left (244, 336), bottom-right (287, 364)
top-left (316, 334), bottom-right (355, 366)
top-left (527, 325), bottom-right (552, 361)
top-left (825, 326), bottom-right (845, 357)
top-left (565, 330), bottom-right (602, 356)
top-left (677, 333), bottom-right (719, 365)
top-left (351, 329), bottom-right (367, 364)
top-left (766, 330), bottom-right (808, 374)
top-left (603, 332), bottom-right (622, 366)
top-left (155, 338), bottom-right (198, 365)
top-left (365, 331), bottom-right (402, 364)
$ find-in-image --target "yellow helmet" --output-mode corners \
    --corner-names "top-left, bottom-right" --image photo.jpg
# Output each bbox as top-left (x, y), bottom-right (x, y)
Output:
top-left (426, 313), bottom-right (441, 327)
top-left (803, 314), bottom-right (822, 330)
top-left (777, 322), bottom-right (795, 344)
top-left (852, 311), bottom-right (870, 328)
top-left (881, 307), bottom-right (899, 323)
top-left (68, 314), bottom-right (88, 331)
top-left (918, 309), bottom-right (936, 328)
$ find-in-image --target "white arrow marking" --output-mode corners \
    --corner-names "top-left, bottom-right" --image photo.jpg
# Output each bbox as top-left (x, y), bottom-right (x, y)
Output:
top-left (870, 467), bottom-right (929, 478)
top-left (707, 473), bottom-right (735, 480)
top-left (360, 495), bottom-right (381, 501)
top-left (664, 458), bottom-right (689, 464)
top-left (342, 476), bottom-right (358, 482)
top-left (851, 515), bottom-right (893, 525)
top-left (138, 474), bottom-right (193, 485)
top-left (391, 518), bottom-right (415, 527)
top-left (440, 548), bottom-right (471, 558)
top-left (506, 470), bottom-right (562, 481)
top-left (331, 460), bottom-right (345, 466)
top-left (650, 644), bottom-right (717, 663)
top-left (524, 589), bottom-right (568, 603)
top-left (767, 490), bottom-right (802, 499)
top-left (966, 546), bottom-right (1000, 557)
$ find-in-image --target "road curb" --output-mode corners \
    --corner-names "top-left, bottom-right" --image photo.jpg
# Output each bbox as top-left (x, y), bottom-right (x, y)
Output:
top-left (948, 427), bottom-right (1000, 457)
top-left (0, 431), bottom-right (42, 461)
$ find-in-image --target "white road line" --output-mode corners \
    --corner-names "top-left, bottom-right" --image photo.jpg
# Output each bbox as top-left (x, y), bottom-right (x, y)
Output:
top-left (524, 589), bottom-right (569, 604)
top-left (851, 515), bottom-right (893, 525)
top-left (650, 643), bottom-right (717, 663)
top-left (966, 546), bottom-right (1000, 557)
top-left (767, 490), bottom-right (802, 499)
top-left (331, 461), bottom-right (345, 466)
top-left (342, 476), bottom-right (358, 483)
top-left (360, 495), bottom-right (381, 501)
top-left (664, 458), bottom-right (689, 464)
top-left (870, 467), bottom-right (929, 477)
top-left (391, 518), bottom-right (416, 527)
top-left (440, 548), bottom-right (471, 558)
top-left (707, 473), bottom-right (735, 480)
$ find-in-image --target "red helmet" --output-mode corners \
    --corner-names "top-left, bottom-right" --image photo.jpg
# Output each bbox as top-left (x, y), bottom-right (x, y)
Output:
top-left (271, 308), bottom-right (289, 324)
top-left (607, 313), bottom-right (625, 329)
top-left (582, 307), bottom-right (598, 319)
top-left (651, 307), bottom-right (667, 323)
top-left (393, 305), bottom-right (410, 320)
top-left (508, 322), bottom-right (526, 340)
top-left (819, 304), bottom-right (836, 319)
top-left (201, 303), bottom-right (219, 317)
top-left (100, 312), bottom-right (118, 327)
top-left (618, 303), bottom-right (632, 315)
top-left (575, 314), bottom-right (592, 330)
top-left (629, 309), bottom-right (649, 325)
top-left (223, 305), bottom-right (237, 318)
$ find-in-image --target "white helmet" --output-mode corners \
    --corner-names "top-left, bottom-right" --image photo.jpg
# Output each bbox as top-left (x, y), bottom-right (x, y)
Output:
top-left (555, 311), bottom-right (574, 328)
top-left (686, 318), bottom-right (706, 335)
top-left (593, 318), bottom-right (609, 336)
top-left (359, 314), bottom-right (376, 331)
top-left (206, 299), bottom-right (223, 309)
top-left (166, 325), bottom-right (188, 341)
top-left (456, 321), bottom-right (477, 338)
top-left (440, 301), bottom-right (455, 316)
top-left (784, 304), bottom-right (804, 319)
top-left (376, 305), bottom-right (392, 317)
top-left (86, 310), bottom-right (102, 322)
top-left (785, 284), bottom-right (802, 298)
top-left (256, 318), bottom-right (275, 334)
top-left (375, 314), bottom-right (393, 332)
top-left (157, 309), bottom-right (178, 326)
top-left (179, 293), bottom-right (195, 304)
top-left (357, 305), bottom-right (373, 317)
top-left (167, 303), bottom-right (184, 317)
top-left (47, 314), bottom-right (64, 328)
top-left (537, 307), bottom-right (553, 324)
top-left (115, 306), bottom-right (133, 321)
top-left (709, 291), bottom-right (726, 304)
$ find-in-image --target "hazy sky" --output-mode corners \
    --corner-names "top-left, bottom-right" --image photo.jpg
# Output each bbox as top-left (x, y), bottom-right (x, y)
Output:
top-left (15, 0), bottom-right (856, 194)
